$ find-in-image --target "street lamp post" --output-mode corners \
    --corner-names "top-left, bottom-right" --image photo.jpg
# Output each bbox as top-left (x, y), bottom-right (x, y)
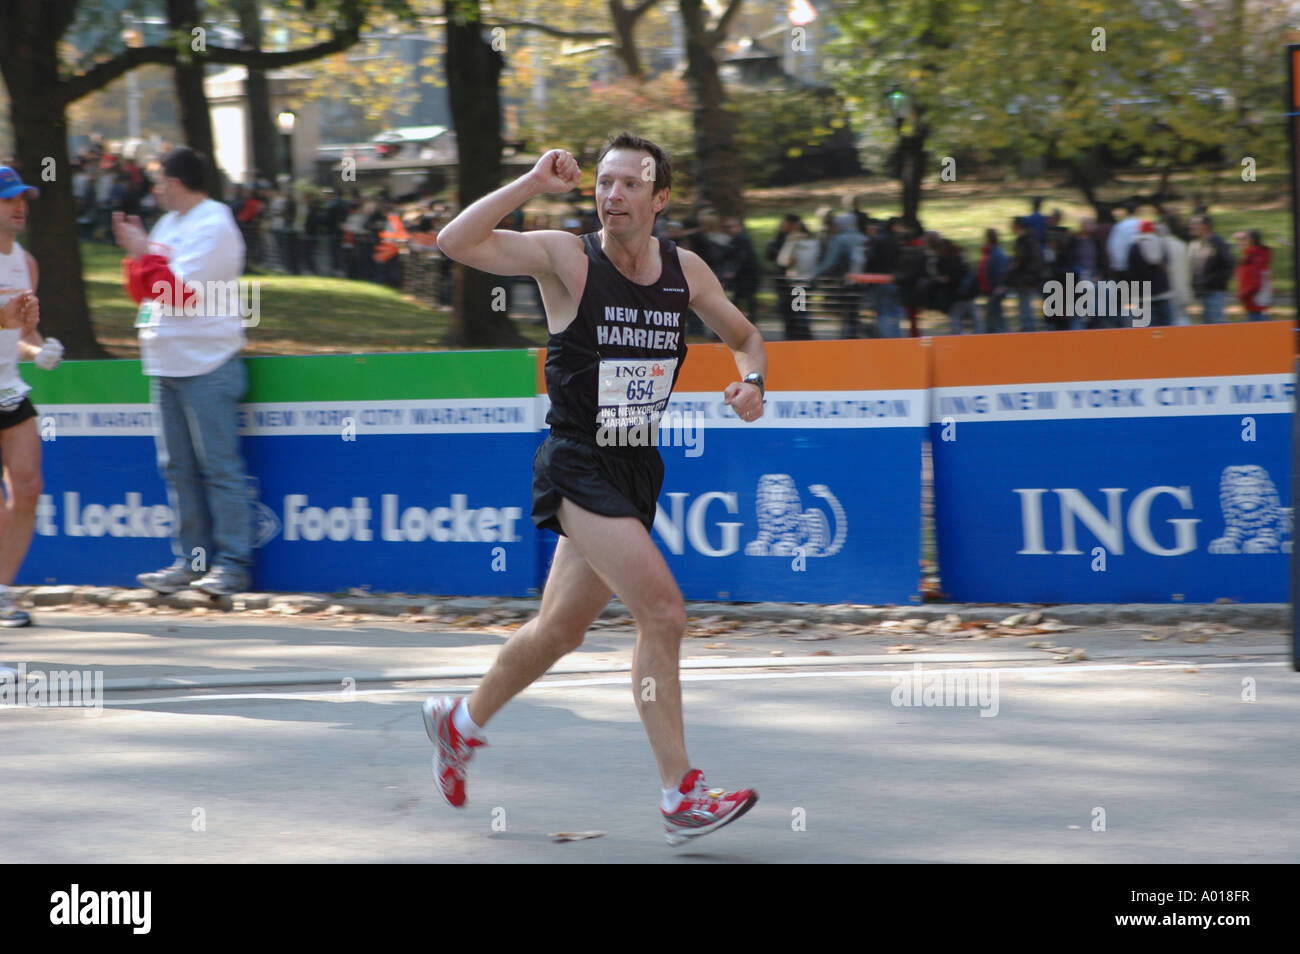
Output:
top-left (884, 86), bottom-right (920, 231)
top-left (885, 86), bottom-right (909, 132)
top-left (277, 110), bottom-right (296, 180)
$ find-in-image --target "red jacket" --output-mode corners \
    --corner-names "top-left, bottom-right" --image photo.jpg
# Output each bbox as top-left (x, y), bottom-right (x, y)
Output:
top-left (121, 254), bottom-right (192, 308)
top-left (1236, 245), bottom-right (1271, 311)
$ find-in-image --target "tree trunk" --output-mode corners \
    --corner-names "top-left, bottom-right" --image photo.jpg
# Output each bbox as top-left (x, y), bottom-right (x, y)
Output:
top-left (0, 0), bottom-right (108, 359)
top-left (899, 126), bottom-right (926, 232)
top-left (679, 0), bottom-right (744, 218)
top-left (167, 0), bottom-right (223, 199)
top-left (1066, 159), bottom-right (1103, 219)
top-left (442, 0), bottom-right (527, 348)
top-left (235, 0), bottom-right (278, 186)
top-left (607, 1), bottom-right (643, 79)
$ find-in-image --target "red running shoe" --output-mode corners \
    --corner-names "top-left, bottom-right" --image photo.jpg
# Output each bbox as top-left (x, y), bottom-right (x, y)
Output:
top-left (662, 768), bottom-right (758, 846)
top-left (422, 696), bottom-right (485, 808)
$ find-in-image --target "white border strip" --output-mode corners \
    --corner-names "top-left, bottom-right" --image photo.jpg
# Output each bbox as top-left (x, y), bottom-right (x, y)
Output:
top-left (931, 373), bottom-right (1293, 423)
top-left (33, 398), bottom-right (540, 437)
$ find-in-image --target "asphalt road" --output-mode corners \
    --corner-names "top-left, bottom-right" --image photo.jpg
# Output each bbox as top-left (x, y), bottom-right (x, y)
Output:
top-left (3, 611), bottom-right (1296, 863)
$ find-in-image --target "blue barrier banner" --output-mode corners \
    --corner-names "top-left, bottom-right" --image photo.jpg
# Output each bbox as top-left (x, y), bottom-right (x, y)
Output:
top-left (931, 324), bottom-right (1295, 603)
top-left (20, 352), bottom-right (544, 597)
top-left (532, 341), bottom-right (927, 605)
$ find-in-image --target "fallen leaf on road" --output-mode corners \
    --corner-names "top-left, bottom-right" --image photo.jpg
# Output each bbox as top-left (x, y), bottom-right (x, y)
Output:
top-left (550, 831), bottom-right (605, 842)
top-left (1045, 646), bottom-right (1073, 654)
top-left (1136, 660), bottom-right (1161, 666)
top-left (809, 650), bottom-right (834, 657)
top-left (887, 644), bottom-right (916, 653)
top-left (1185, 667), bottom-right (1200, 673)
top-left (704, 643), bottom-right (730, 650)
top-left (769, 650), bottom-right (784, 657)
top-left (1179, 634), bottom-right (1211, 643)
top-left (1140, 634), bottom-right (1166, 641)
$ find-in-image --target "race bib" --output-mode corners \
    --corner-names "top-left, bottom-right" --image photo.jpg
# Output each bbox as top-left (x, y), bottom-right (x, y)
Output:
top-left (135, 299), bottom-right (162, 328)
top-left (597, 357), bottom-right (677, 430)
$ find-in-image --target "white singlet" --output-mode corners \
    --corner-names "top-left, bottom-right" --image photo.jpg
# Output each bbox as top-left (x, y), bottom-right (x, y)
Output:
top-left (0, 241), bottom-right (33, 410)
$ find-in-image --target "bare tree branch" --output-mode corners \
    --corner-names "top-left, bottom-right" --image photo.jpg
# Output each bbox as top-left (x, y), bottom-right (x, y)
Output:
top-left (709, 0), bottom-right (744, 48)
top-left (483, 19), bottom-right (610, 41)
top-left (59, 30), bottom-right (363, 106)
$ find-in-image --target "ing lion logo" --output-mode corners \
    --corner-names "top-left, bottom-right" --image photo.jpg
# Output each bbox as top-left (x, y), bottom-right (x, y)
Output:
top-left (247, 477), bottom-right (282, 548)
top-left (744, 474), bottom-right (846, 557)
top-left (1208, 465), bottom-right (1292, 554)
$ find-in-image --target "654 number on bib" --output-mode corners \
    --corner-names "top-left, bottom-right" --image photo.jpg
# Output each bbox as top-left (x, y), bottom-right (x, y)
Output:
top-left (597, 357), bottom-right (677, 430)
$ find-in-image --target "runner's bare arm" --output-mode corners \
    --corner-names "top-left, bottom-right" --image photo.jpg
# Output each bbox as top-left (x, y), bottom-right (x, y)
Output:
top-left (679, 248), bottom-right (767, 420)
top-left (435, 149), bottom-right (583, 280)
top-left (18, 251), bottom-right (43, 357)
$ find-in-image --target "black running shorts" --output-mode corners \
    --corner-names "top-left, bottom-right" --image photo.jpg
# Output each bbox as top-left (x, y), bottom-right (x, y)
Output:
top-left (531, 431), bottom-right (664, 536)
top-left (0, 397), bottom-right (37, 431)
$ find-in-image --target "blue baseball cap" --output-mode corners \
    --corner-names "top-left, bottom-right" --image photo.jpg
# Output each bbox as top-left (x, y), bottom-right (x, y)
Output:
top-left (0, 167), bottom-right (39, 200)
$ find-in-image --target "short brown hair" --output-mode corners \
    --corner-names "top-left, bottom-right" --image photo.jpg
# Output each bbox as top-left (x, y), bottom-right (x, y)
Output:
top-left (595, 132), bottom-right (671, 196)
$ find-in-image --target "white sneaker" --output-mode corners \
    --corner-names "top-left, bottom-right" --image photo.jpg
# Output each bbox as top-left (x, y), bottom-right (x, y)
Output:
top-left (0, 587), bottom-right (31, 628)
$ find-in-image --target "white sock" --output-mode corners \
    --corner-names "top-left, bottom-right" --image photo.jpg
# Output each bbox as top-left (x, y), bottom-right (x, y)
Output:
top-left (453, 697), bottom-right (485, 741)
top-left (662, 785), bottom-right (685, 813)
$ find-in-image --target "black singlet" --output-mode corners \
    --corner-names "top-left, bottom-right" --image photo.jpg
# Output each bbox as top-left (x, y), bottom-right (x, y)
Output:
top-left (544, 232), bottom-right (690, 446)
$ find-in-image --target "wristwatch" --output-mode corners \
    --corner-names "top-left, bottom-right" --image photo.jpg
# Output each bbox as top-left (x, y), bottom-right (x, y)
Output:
top-left (743, 372), bottom-right (765, 396)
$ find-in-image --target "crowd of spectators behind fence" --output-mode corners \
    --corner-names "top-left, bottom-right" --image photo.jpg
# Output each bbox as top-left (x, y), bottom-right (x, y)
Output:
top-left (67, 140), bottom-right (415, 289)
top-left (757, 195), bottom-right (1275, 339)
top-left (26, 139), bottom-right (1284, 340)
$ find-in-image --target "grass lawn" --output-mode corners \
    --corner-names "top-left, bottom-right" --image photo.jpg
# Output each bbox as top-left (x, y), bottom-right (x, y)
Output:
top-left (80, 242), bottom-right (555, 359)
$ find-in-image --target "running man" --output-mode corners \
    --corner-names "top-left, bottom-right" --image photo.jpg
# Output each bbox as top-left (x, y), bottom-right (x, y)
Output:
top-left (0, 166), bottom-right (65, 628)
top-left (426, 133), bottom-right (767, 846)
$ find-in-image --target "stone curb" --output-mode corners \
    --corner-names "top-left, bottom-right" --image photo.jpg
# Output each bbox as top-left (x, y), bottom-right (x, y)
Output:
top-left (94, 645), bottom-right (1287, 693)
top-left (11, 586), bottom-right (1290, 629)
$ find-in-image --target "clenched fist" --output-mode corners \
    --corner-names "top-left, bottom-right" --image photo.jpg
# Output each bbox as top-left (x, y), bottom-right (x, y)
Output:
top-left (0, 290), bottom-right (36, 331)
top-left (529, 149), bottom-right (582, 195)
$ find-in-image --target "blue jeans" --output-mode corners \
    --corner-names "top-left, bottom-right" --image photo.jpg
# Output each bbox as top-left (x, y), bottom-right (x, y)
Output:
top-left (983, 293), bottom-right (1005, 333)
top-left (152, 356), bottom-right (252, 575)
top-left (1149, 298), bottom-right (1173, 327)
top-left (948, 299), bottom-right (982, 334)
top-left (1198, 291), bottom-right (1226, 323)
top-left (873, 283), bottom-right (902, 337)
top-left (1017, 288), bottom-right (1037, 331)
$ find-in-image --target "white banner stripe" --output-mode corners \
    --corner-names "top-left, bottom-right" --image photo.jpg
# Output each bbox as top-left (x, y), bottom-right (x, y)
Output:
top-left (538, 390), bottom-right (929, 429)
top-left (33, 398), bottom-right (540, 437)
top-left (930, 374), bottom-right (1293, 423)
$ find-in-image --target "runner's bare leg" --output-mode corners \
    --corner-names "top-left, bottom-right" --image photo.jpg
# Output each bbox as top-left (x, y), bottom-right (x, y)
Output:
top-left (552, 498), bottom-right (689, 789)
top-left (467, 533), bottom-right (613, 726)
top-left (0, 418), bottom-right (42, 584)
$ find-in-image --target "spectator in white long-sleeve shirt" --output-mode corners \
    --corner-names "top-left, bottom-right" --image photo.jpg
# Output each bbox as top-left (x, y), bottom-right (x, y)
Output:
top-left (1106, 199), bottom-right (1142, 278)
top-left (113, 146), bottom-right (252, 598)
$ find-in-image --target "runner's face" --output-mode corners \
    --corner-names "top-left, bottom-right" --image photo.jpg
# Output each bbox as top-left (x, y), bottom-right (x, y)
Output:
top-left (596, 149), bottom-right (666, 235)
top-left (0, 195), bottom-right (27, 236)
